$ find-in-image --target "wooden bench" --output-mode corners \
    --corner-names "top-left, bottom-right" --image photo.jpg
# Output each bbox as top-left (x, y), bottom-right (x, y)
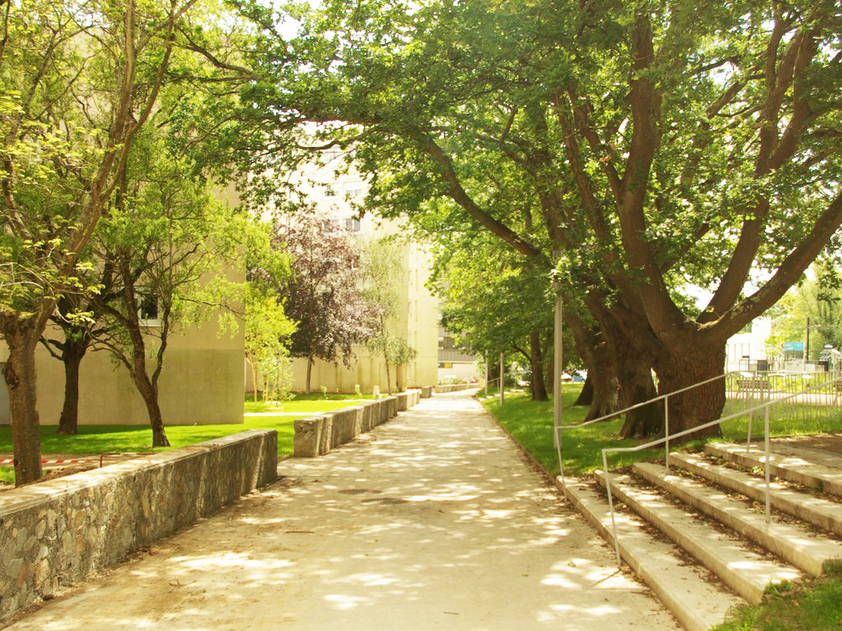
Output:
top-left (736, 378), bottom-right (771, 393)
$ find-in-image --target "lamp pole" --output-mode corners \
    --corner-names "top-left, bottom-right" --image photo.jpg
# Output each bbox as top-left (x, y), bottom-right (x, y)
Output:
top-left (499, 352), bottom-right (505, 406)
top-left (552, 250), bottom-right (564, 486)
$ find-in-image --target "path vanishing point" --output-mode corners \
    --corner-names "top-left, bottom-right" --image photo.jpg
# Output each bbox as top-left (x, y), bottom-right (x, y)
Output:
top-left (5, 391), bottom-right (681, 631)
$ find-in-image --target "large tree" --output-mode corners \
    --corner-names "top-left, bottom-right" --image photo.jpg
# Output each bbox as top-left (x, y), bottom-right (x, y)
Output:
top-left (0, 0), bottom-right (192, 484)
top-left (257, 0), bottom-right (842, 438)
top-left (274, 207), bottom-right (378, 393)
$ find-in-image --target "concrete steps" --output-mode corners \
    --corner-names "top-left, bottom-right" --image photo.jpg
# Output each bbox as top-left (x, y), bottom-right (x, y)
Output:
top-left (559, 478), bottom-right (743, 631)
top-left (594, 470), bottom-right (800, 605)
top-left (559, 440), bottom-right (842, 630)
top-left (669, 451), bottom-right (842, 537)
top-left (705, 442), bottom-right (842, 498)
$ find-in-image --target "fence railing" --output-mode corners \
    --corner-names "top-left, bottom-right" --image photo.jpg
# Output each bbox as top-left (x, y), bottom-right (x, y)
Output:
top-left (599, 374), bottom-right (842, 567)
top-left (556, 371), bottom-right (744, 490)
top-left (722, 371), bottom-right (842, 446)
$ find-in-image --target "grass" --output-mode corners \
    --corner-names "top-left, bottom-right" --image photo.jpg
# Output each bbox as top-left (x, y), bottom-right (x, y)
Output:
top-left (712, 577), bottom-right (842, 631)
top-left (0, 396), bottom-right (370, 486)
top-left (480, 385), bottom-right (663, 476)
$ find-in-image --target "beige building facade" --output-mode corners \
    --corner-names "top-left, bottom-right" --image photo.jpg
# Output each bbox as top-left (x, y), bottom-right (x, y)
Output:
top-left (0, 316), bottom-right (244, 427)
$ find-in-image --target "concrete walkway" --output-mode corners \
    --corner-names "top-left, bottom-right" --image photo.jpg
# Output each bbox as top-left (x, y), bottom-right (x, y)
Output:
top-left (5, 392), bottom-right (680, 631)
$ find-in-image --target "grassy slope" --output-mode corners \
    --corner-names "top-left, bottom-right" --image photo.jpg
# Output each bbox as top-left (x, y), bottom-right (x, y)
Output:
top-left (480, 386), bottom-right (663, 476)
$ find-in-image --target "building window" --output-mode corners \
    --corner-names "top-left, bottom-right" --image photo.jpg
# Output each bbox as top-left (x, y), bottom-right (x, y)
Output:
top-left (139, 295), bottom-right (160, 326)
top-left (344, 217), bottom-right (361, 232)
top-left (324, 184), bottom-right (336, 197)
top-left (346, 187), bottom-right (363, 198)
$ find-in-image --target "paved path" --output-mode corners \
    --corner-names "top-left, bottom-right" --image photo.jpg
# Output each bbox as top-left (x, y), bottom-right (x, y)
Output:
top-left (6, 392), bottom-right (680, 631)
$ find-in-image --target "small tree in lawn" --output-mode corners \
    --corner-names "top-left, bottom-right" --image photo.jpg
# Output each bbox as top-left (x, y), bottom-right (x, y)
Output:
top-left (244, 287), bottom-right (296, 402)
top-left (360, 237), bottom-right (407, 395)
top-left (386, 336), bottom-right (417, 393)
top-left (275, 207), bottom-right (378, 393)
top-left (93, 131), bottom-right (248, 447)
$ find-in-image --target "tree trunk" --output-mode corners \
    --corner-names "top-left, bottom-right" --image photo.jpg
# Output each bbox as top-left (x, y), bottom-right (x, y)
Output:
top-left (603, 322), bottom-right (660, 438)
top-left (653, 343), bottom-right (726, 442)
top-left (133, 369), bottom-right (170, 447)
top-left (529, 330), bottom-right (549, 401)
top-left (306, 358), bottom-right (313, 394)
top-left (617, 348), bottom-right (660, 438)
top-left (385, 359), bottom-right (392, 395)
top-left (57, 335), bottom-right (89, 435)
top-left (395, 364), bottom-right (403, 392)
top-left (585, 339), bottom-right (621, 420)
top-left (574, 375), bottom-right (594, 406)
top-left (2, 319), bottom-right (43, 485)
top-left (565, 312), bottom-right (621, 420)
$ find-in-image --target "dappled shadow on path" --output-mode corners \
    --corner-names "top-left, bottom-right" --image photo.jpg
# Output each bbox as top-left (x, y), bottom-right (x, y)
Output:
top-left (6, 394), bottom-right (678, 631)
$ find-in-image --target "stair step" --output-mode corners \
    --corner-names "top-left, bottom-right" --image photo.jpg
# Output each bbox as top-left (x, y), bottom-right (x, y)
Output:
top-left (670, 452), bottom-right (842, 537)
top-left (594, 470), bottom-right (799, 604)
top-left (558, 477), bottom-right (743, 631)
top-left (706, 442), bottom-right (842, 498)
top-left (633, 462), bottom-right (842, 577)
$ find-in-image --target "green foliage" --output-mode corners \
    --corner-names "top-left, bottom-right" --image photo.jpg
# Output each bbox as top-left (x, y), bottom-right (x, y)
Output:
top-left (714, 577), bottom-right (842, 631)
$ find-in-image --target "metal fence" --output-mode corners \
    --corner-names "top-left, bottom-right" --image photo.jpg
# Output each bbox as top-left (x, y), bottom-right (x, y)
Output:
top-left (723, 371), bottom-right (842, 436)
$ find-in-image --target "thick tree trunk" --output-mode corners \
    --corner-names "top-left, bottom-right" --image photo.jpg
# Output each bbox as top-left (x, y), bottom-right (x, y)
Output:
top-left (565, 311), bottom-right (621, 420)
top-left (395, 364), bottom-right (403, 392)
top-left (57, 335), bottom-right (89, 435)
top-left (605, 323), bottom-right (660, 438)
top-left (529, 330), bottom-right (549, 401)
top-left (585, 339), bottom-right (621, 420)
top-left (617, 349), bottom-right (660, 438)
top-left (385, 359), bottom-right (392, 395)
top-left (653, 343), bottom-right (726, 442)
top-left (2, 320), bottom-right (43, 485)
top-left (306, 358), bottom-right (313, 394)
top-left (574, 375), bottom-right (594, 406)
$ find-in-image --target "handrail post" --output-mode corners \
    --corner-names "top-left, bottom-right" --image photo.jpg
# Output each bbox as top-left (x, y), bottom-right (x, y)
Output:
top-left (664, 396), bottom-right (670, 474)
top-left (765, 403), bottom-right (771, 525)
top-left (603, 450), bottom-right (621, 567)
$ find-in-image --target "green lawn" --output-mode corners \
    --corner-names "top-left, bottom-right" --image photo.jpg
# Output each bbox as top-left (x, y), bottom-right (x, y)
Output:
top-left (480, 386), bottom-right (663, 476)
top-left (713, 578), bottom-right (842, 631)
top-left (0, 398), bottom-right (366, 486)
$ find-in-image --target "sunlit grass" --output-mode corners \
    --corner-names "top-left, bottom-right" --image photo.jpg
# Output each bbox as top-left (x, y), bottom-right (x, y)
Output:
top-left (480, 386), bottom-right (663, 476)
top-left (713, 577), bottom-right (842, 631)
top-left (0, 398), bottom-right (370, 486)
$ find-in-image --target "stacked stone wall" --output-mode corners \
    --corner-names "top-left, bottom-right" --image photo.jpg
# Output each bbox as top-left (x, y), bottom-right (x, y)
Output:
top-left (0, 430), bottom-right (277, 624)
top-left (294, 391), bottom-right (422, 458)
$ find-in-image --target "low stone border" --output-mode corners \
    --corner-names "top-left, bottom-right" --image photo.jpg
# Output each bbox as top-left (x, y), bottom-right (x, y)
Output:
top-left (0, 429), bottom-right (277, 624)
top-left (433, 384), bottom-right (475, 393)
top-left (294, 391), bottom-right (421, 457)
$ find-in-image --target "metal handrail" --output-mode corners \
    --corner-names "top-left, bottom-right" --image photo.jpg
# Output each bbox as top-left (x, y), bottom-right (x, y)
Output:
top-left (557, 371), bottom-right (745, 490)
top-left (599, 374), bottom-right (842, 567)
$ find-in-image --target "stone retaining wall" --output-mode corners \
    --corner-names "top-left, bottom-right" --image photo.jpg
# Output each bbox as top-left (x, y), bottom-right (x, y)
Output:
top-left (433, 384), bottom-right (475, 393)
top-left (294, 391), bottom-right (421, 458)
top-left (0, 430), bottom-right (277, 624)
